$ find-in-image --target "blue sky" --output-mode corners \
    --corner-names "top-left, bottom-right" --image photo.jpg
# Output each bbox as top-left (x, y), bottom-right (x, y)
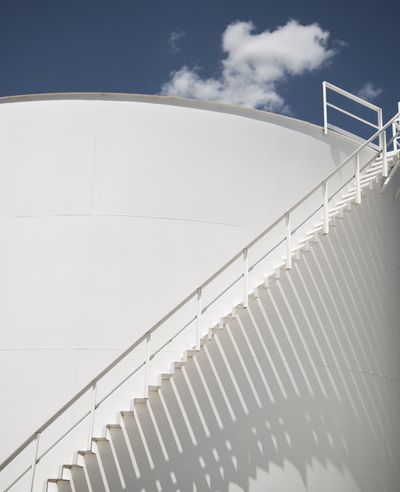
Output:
top-left (0, 0), bottom-right (398, 126)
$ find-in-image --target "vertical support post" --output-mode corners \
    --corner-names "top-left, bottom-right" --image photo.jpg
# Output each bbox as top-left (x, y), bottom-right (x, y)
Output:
top-left (87, 382), bottom-right (97, 450)
top-left (355, 154), bottom-right (361, 204)
top-left (394, 103), bottom-right (400, 152)
top-left (29, 432), bottom-right (40, 492)
top-left (285, 214), bottom-right (292, 269)
top-left (243, 249), bottom-right (249, 308)
top-left (196, 289), bottom-right (202, 350)
top-left (322, 82), bottom-right (328, 134)
top-left (378, 109), bottom-right (388, 177)
top-left (144, 332), bottom-right (151, 398)
top-left (397, 102), bottom-right (400, 152)
top-left (382, 129), bottom-right (388, 177)
top-left (322, 181), bottom-right (329, 234)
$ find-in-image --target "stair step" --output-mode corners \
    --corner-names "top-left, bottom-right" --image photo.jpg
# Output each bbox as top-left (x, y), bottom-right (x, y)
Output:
top-left (233, 303), bottom-right (247, 314)
top-left (159, 373), bottom-right (172, 381)
top-left (172, 361), bottom-right (184, 370)
top-left (133, 397), bottom-right (147, 405)
top-left (298, 237), bottom-right (314, 247)
top-left (148, 385), bottom-right (161, 392)
top-left (63, 464), bottom-right (84, 470)
top-left (249, 285), bottom-right (263, 299)
top-left (62, 464), bottom-right (89, 492)
top-left (304, 231), bottom-right (321, 241)
top-left (182, 349), bottom-right (197, 360)
top-left (106, 424), bottom-right (121, 430)
top-left (328, 209), bottom-right (342, 218)
top-left (92, 436), bottom-right (108, 444)
top-left (348, 182), bottom-right (374, 193)
top-left (209, 326), bottom-right (222, 337)
top-left (48, 479), bottom-right (73, 492)
top-left (364, 167), bottom-right (383, 177)
top-left (77, 450), bottom-right (96, 456)
top-left (329, 203), bottom-right (350, 213)
top-left (341, 191), bottom-right (356, 200)
top-left (77, 450), bottom-right (106, 492)
top-left (360, 175), bottom-right (378, 184)
top-left (334, 198), bottom-right (353, 207)
top-left (120, 410), bottom-right (135, 418)
top-left (191, 338), bottom-right (209, 350)
top-left (309, 223), bottom-right (326, 234)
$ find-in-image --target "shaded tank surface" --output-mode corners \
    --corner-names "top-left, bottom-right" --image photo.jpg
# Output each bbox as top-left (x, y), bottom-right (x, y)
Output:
top-left (121, 170), bottom-right (398, 492)
top-left (0, 93), bottom-right (386, 474)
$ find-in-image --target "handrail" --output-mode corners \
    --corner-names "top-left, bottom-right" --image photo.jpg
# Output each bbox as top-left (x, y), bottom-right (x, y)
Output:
top-left (2, 104), bottom-right (399, 489)
top-left (323, 81), bottom-right (383, 138)
top-left (323, 81), bottom-right (381, 112)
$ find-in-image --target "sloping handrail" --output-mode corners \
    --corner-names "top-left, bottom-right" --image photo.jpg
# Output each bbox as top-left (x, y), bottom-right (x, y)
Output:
top-left (1, 108), bottom-right (400, 491)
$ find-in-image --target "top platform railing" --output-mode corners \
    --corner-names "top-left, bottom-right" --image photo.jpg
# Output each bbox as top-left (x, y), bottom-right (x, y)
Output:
top-left (323, 81), bottom-right (383, 139)
top-left (1, 84), bottom-right (400, 492)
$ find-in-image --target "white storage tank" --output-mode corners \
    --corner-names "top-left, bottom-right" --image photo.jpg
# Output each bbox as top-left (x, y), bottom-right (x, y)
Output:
top-left (0, 93), bottom-right (383, 477)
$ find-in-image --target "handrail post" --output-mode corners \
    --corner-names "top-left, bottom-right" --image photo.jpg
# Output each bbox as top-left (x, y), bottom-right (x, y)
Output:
top-left (144, 332), bottom-right (151, 397)
top-left (394, 103), bottom-right (400, 152)
top-left (29, 432), bottom-right (40, 492)
top-left (378, 109), bottom-right (388, 177)
top-left (87, 383), bottom-right (97, 450)
top-left (322, 181), bottom-right (329, 234)
top-left (397, 102), bottom-right (400, 151)
top-left (285, 214), bottom-right (292, 269)
top-left (322, 81), bottom-right (328, 134)
top-left (196, 289), bottom-right (202, 350)
top-left (382, 129), bottom-right (388, 177)
top-left (392, 121), bottom-right (398, 152)
top-left (355, 155), bottom-right (361, 204)
top-left (243, 249), bottom-right (249, 308)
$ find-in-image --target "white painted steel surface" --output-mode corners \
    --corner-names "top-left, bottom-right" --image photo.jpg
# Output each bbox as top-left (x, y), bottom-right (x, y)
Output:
top-left (0, 94), bottom-right (376, 464)
top-left (36, 163), bottom-right (400, 491)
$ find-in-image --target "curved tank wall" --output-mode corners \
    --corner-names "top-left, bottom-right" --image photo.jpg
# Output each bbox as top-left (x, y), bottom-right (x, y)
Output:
top-left (0, 94), bottom-right (375, 460)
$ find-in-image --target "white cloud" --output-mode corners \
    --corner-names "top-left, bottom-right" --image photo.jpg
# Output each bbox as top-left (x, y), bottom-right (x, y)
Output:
top-left (356, 82), bottom-right (383, 101)
top-left (161, 20), bottom-right (340, 112)
top-left (168, 29), bottom-right (186, 53)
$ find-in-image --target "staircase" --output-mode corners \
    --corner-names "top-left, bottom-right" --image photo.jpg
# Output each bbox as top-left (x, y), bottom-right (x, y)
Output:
top-left (1, 87), bottom-right (400, 492)
top-left (43, 149), bottom-right (400, 492)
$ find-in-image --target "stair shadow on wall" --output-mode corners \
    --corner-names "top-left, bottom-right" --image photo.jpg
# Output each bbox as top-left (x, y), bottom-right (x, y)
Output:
top-left (111, 183), bottom-right (400, 492)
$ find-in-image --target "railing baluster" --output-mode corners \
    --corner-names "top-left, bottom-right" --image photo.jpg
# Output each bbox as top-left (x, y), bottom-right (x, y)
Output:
top-left (196, 289), bottom-right (202, 350)
top-left (382, 129), bottom-right (388, 177)
top-left (322, 181), bottom-right (329, 234)
top-left (87, 383), bottom-right (97, 450)
top-left (355, 154), bottom-right (361, 204)
top-left (323, 81), bottom-right (328, 134)
top-left (378, 109), bottom-right (388, 177)
top-left (243, 249), bottom-right (249, 307)
top-left (397, 103), bottom-right (400, 151)
top-left (144, 332), bottom-right (151, 397)
top-left (29, 432), bottom-right (40, 492)
top-left (285, 214), bottom-right (292, 269)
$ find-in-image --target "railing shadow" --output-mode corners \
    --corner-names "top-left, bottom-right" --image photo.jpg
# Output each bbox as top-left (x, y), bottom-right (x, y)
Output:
top-left (113, 176), bottom-right (400, 492)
